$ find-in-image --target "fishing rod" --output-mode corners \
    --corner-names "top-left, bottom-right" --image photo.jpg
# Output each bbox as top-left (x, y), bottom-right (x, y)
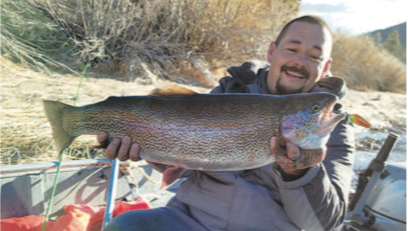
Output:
top-left (102, 158), bottom-right (120, 230)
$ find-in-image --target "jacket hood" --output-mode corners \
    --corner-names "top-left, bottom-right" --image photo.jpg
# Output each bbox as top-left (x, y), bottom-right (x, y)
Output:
top-left (310, 76), bottom-right (347, 100)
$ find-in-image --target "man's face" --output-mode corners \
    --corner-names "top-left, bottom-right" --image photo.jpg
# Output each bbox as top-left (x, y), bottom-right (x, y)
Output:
top-left (266, 21), bottom-right (333, 95)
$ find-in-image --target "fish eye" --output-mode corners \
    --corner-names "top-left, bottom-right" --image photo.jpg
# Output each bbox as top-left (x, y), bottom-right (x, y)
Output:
top-left (311, 104), bottom-right (320, 112)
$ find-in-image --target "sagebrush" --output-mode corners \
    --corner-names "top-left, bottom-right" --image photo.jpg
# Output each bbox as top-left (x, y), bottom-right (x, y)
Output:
top-left (3, 0), bottom-right (299, 86)
top-left (331, 31), bottom-right (406, 93)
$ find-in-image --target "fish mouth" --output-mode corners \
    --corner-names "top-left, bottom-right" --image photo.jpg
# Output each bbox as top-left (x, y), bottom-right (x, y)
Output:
top-left (317, 101), bottom-right (345, 136)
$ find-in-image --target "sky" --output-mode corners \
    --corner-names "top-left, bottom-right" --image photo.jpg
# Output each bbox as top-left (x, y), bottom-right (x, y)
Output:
top-left (298, 0), bottom-right (407, 35)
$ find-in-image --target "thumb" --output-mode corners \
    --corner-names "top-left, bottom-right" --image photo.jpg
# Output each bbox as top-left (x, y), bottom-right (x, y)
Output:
top-left (97, 132), bottom-right (108, 143)
top-left (270, 137), bottom-right (277, 151)
top-left (286, 142), bottom-right (300, 161)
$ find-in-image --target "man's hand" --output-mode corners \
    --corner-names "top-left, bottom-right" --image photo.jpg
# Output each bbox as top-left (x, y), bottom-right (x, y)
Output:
top-left (270, 136), bottom-right (326, 176)
top-left (97, 132), bottom-right (141, 161)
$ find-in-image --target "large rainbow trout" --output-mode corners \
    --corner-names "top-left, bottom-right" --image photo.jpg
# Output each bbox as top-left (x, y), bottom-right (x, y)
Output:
top-left (43, 87), bottom-right (345, 186)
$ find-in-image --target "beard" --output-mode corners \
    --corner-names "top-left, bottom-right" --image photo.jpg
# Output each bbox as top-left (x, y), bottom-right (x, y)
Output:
top-left (275, 65), bottom-right (310, 95)
top-left (275, 78), bottom-right (304, 95)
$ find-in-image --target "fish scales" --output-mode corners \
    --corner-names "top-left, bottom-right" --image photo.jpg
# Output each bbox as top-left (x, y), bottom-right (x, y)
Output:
top-left (43, 92), bottom-right (345, 171)
top-left (63, 94), bottom-right (282, 170)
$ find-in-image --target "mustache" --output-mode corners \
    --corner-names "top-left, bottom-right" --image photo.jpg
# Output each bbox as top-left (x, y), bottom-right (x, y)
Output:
top-left (281, 65), bottom-right (309, 79)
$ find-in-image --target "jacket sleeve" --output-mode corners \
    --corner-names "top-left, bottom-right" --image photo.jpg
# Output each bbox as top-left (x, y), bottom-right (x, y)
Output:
top-left (274, 115), bottom-right (355, 231)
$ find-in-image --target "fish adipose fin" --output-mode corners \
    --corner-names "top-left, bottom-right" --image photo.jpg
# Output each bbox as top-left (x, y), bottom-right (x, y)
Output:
top-left (43, 100), bottom-right (77, 156)
top-left (160, 165), bottom-right (186, 189)
top-left (149, 83), bottom-right (197, 96)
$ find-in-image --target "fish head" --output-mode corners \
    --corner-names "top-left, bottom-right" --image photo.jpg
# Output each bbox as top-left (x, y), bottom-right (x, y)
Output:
top-left (280, 93), bottom-right (345, 149)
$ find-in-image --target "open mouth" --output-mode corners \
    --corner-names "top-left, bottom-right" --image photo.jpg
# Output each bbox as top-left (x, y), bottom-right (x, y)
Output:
top-left (285, 70), bottom-right (305, 79)
top-left (318, 101), bottom-right (346, 135)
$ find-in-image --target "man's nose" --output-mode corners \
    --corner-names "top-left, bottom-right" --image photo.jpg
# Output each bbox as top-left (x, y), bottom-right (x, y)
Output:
top-left (292, 54), bottom-right (307, 67)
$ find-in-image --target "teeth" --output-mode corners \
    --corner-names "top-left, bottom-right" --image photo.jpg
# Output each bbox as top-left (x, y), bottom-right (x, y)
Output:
top-left (286, 71), bottom-right (304, 78)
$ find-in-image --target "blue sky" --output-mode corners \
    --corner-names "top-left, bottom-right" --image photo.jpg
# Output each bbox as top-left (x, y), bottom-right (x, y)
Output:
top-left (298, 0), bottom-right (407, 35)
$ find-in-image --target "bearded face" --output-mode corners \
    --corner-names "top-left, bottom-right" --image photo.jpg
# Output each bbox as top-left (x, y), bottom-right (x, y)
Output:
top-left (266, 21), bottom-right (332, 95)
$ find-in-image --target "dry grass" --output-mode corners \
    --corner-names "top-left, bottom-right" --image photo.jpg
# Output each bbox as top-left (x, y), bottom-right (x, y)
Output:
top-left (1, 58), bottom-right (93, 165)
top-left (331, 31), bottom-right (406, 93)
top-left (0, 57), bottom-right (211, 165)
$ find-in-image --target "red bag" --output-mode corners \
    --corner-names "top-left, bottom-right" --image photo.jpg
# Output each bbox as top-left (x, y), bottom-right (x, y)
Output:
top-left (1, 199), bottom-right (151, 231)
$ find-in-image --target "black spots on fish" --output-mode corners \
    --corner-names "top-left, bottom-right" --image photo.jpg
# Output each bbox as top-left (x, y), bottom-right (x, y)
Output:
top-left (270, 122), bottom-right (278, 134)
top-left (287, 111), bottom-right (320, 141)
top-left (297, 112), bottom-right (309, 128)
top-left (156, 122), bottom-right (272, 171)
top-left (114, 116), bottom-right (276, 170)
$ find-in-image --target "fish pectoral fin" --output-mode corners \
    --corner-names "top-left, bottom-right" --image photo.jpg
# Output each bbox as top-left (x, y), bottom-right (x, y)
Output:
top-left (160, 165), bottom-right (186, 190)
top-left (149, 83), bottom-right (197, 96)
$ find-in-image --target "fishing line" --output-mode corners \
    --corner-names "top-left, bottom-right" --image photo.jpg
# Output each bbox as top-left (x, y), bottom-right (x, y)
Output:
top-left (41, 63), bottom-right (90, 231)
top-left (73, 63), bottom-right (89, 104)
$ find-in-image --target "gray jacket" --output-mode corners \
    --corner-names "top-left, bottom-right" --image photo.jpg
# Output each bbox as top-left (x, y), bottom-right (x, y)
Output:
top-left (167, 61), bottom-right (355, 231)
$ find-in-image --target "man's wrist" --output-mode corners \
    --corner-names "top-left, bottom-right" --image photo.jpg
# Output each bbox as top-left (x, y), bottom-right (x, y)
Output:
top-left (275, 164), bottom-right (310, 182)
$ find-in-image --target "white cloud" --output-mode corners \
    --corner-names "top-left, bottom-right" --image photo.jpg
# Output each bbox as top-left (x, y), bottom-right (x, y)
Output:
top-left (299, 0), bottom-right (407, 35)
top-left (301, 2), bottom-right (350, 14)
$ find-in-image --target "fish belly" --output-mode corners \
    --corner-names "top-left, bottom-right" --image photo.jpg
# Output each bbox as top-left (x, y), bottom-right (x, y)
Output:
top-left (135, 122), bottom-right (277, 171)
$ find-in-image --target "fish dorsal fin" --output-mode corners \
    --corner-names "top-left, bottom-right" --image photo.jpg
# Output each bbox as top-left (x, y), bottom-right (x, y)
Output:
top-left (149, 83), bottom-right (197, 96)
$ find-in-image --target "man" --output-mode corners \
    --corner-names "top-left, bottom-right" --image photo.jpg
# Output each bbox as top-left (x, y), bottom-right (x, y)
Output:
top-left (100, 15), bottom-right (355, 231)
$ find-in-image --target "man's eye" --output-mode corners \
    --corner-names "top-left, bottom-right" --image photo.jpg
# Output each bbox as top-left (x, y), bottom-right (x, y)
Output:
top-left (287, 49), bottom-right (296, 53)
top-left (311, 56), bottom-right (322, 60)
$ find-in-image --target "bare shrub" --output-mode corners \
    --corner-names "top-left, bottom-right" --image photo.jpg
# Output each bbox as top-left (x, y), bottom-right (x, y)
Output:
top-left (331, 31), bottom-right (406, 93)
top-left (1, 0), bottom-right (80, 74)
top-left (30, 0), bottom-right (299, 85)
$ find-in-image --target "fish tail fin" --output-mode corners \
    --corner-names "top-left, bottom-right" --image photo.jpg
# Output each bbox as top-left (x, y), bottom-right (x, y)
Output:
top-left (43, 100), bottom-right (77, 156)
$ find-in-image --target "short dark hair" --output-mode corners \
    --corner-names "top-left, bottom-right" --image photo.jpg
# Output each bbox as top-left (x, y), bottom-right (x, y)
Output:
top-left (275, 15), bottom-right (332, 47)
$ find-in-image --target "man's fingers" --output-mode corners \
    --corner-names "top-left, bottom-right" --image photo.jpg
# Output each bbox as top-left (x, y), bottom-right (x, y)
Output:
top-left (270, 136), bottom-right (287, 157)
top-left (276, 153), bottom-right (290, 165)
top-left (105, 138), bottom-right (120, 159)
top-left (103, 136), bottom-right (140, 162)
top-left (117, 136), bottom-right (131, 161)
top-left (271, 136), bottom-right (326, 176)
top-left (299, 147), bottom-right (327, 167)
top-left (129, 143), bottom-right (141, 161)
top-left (97, 132), bottom-right (108, 143)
